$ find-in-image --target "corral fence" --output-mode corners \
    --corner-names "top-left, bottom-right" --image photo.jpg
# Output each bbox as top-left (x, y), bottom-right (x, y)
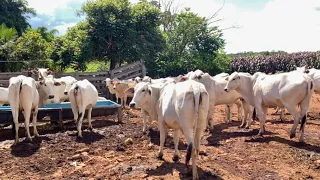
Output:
top-left (0, 60), bottom-right (146, 100)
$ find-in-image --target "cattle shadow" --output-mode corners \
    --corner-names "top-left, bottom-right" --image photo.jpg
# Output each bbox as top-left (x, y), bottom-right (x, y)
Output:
top-left (146, 160), bottom-right (222, 180)
top-left (206, 121), bottom-right (276, 147)
top-left (11, 136), bottom-right (51, 157)
top-left (244, 135), bottom-right (320, 154)
top-left (70, 130), bottom-right (105, 144)
top-left (148, 128), bottom-right (187, 150)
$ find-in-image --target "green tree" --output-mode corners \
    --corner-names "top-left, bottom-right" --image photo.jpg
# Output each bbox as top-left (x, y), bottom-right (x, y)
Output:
top-left (0, 0), bottom-right (36, 35)
top-left (0, 24), bottom-right (18, 72)
top-left (51, 21), bottom-right (93, 71)
top-left (35, 26), bottom-right (59, 42)
top-left (80, 0), bottom-right (165, 70)
top-left (10, 29), bottom-right (51, 71)
top-left (154, 8), bottom-right (227, 77)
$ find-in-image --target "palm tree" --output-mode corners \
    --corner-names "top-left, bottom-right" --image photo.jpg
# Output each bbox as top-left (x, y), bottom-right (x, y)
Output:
top-left (0, 23), bottom-right (17, 44)
top-left (35, 26), bottom-right (59, 42)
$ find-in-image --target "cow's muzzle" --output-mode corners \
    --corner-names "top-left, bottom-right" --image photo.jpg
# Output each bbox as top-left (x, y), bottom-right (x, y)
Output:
top-left (48, 95), bottom-right (54, 99)
top-left (129, 103), bottom-right (135, 108)
top-left (224, 88), bottom-right (228, 92)
top-left (64, 92), bottom-right (68, 95)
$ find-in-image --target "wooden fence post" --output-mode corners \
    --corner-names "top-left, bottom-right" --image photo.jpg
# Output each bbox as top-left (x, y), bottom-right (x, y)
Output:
top-left (140, 59), bottom-right (146, 77)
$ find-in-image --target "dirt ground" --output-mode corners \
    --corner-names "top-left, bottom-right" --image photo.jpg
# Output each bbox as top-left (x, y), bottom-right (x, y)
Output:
top-left (0, 94), bottom-right (320, 180)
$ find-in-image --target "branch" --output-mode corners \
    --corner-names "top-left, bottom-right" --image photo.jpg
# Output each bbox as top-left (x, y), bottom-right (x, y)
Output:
top-left (206, 0), bottom-right (225, 22)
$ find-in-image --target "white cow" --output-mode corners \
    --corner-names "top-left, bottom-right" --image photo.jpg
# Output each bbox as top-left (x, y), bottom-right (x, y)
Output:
top-left (28, 67), bottom-right (52, 80)
top-left (184, 71), bottom-right (252, 129)
top-left (68, 79), bottom-right (99, 138)
top-left (0, 87), bottom-right (9, 106)
top-left (129, 80), bottom-right (209, 180)
top-left (224, 71), bottom-right (314, 142)
top-left (8, 75), bottom-right (40, 145)
top-left (36, 75), bottom-right (63, 107)
top-left (296, 65), bottom-right (320, 93)
top-left (46, 76), bottom-right (77, 103)
top-left (129, 82), bottom-right (165, 133)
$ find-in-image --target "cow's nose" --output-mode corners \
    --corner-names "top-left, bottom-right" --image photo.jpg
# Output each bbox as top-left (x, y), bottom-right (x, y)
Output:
top-left (224, 88), bottom-right (228, 92)
top-left (129, 103), bottom-right (135, 108)
top-left (64, 92), bottom-right (68, 95)
top-left (49, 95), bottom-right (54, 99)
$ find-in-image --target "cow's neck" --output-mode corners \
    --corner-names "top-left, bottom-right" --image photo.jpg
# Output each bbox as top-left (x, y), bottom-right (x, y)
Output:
top-left (36, 82), bottom-right (48, 107)
top-left (237, 75), bottom-right (255, 106)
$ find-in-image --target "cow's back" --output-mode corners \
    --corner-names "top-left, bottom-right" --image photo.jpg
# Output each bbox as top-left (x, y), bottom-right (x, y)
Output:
top-left (78, 80), bottom-right (98, 106)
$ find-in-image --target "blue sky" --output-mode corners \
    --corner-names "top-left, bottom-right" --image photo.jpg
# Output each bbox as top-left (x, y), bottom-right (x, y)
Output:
top-left (27, 0), bottom-right (320, 53)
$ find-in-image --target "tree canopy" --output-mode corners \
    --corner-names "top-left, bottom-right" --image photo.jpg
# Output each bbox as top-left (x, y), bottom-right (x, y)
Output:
top-left (0, 0), bottom-right (231, 77)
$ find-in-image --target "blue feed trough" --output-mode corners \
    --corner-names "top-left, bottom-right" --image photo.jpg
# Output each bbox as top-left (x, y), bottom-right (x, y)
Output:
top-left (0, 100), bottom-right (123, 127)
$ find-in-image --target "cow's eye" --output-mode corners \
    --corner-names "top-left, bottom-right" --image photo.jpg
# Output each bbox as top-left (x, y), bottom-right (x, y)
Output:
top-left (232, 78), bottom-right (235, 81)
top-left (142, 89), bottom-right (145, 92)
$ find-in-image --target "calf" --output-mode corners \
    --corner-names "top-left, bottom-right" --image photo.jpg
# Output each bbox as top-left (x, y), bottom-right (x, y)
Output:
top-left (110, 79), bottom-right (134, 107)
top-left (224, 71), bottom-right (314, 142)
top-left (0, 87), bottom-right (9, 106)
top-left (130, 80), bottom-right (209, 179)
top-left (8, 75), bottom-right (40, 145)
top-left (104, 78), bottom-right (119, 103)
top-left (68, 79), bottom-right (99, 137)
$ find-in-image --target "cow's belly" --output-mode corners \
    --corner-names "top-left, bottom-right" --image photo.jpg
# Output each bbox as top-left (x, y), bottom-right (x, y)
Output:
top-left (163, 109), bottom-right (181, 129)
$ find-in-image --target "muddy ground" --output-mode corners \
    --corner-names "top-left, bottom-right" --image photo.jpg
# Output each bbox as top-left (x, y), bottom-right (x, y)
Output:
top-left (0, 94), bottom-right (320, 180)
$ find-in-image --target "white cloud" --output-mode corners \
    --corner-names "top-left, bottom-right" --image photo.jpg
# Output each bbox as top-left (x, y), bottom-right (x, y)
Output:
top-left (54, 22), bottom-right (77, 35)
top-left (27, 0), bottom-right (320, 53)
top-left (27, 0), bottom-right (85, 16)
top-left (177, 0), bottom-right (320, 53)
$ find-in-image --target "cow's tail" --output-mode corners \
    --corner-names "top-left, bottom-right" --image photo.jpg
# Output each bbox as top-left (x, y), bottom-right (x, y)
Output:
top-left (186, 86), bottom-right (207, 167)
top-left (9, 79), bottom-right (23, 136)
top-left (300, 79), bottom-right (313, 130)
top-left (73, 85), bottom-right (83, 119)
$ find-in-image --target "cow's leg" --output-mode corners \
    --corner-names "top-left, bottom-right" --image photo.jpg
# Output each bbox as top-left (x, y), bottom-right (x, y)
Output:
top-left (87, 107), bottom-right (93, 131)
top-left (32, 109), bottom-right (39, 137)
top-left (280, 108), bottom-right (285, 122)
top-left (148, 115), bottom-right (152, 130)
top-left (77, 107), bottom-right (86, 138)
top-left (257, 106), bottom-right (268, 136)
top-left (243, 103), bottom-right (253, 129)
top-left (123, 94), bottom-right (127, 108)
top-left (141, 109), bottom-right (147, 134)
top-left (157, 121), bottom-right (166, 160)
top-left (236, 100), bottom-right (243, 122)
top-left (225, 104), bottom-right (231, 123)
top-left (172, 129), bottom-right (180, 162)
top-left (206, 105), bottom-right (215, 131)
top-left (12, 108), bottom-right (20, 145)
top-left (23, 109), bottom-right (32, 141)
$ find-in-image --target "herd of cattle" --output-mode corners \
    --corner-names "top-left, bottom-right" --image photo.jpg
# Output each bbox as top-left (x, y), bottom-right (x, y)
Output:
top-left (0, 65), bottom-right (319, 179)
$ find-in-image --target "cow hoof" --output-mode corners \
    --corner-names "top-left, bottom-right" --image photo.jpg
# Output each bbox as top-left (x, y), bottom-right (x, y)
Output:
top-left (172, 155), bottom-right (180, 162)
top-left (88, 127), bottom-right (93, 131)
top-left (244, 126), bottom-right (250, 129)
top-left (238, 124), bottom-right (245, 129)
top-left (290, 133), bottom-right (295, 139)
top-left (156, 152), bottom-right (163, 160)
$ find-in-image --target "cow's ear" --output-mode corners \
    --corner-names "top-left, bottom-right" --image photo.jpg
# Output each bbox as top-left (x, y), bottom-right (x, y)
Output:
top-left (47, 70), bottom-right (52, 75)
top-left (54, 81), bottom-right (62, 86)
top-left (148, 87), bottom-right (152, 95)
top-left (225, 77), bottom-right (229, 81)
top-left (305, 69), bottom-right (310, 74)
top-left (180, 76), bottom-right (187, 82)
top-left (39, 80), bottom-right (44, 85)
top-left (238, 76), bottom-right (240, 79)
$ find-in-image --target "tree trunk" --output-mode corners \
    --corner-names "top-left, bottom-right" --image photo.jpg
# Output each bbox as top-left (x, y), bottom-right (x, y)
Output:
top-left (110, 59), bottom-right (116, 70)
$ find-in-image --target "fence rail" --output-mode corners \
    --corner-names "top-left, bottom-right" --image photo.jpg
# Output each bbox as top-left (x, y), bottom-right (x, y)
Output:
top-left (0, 61), bottom-right (146, 97)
